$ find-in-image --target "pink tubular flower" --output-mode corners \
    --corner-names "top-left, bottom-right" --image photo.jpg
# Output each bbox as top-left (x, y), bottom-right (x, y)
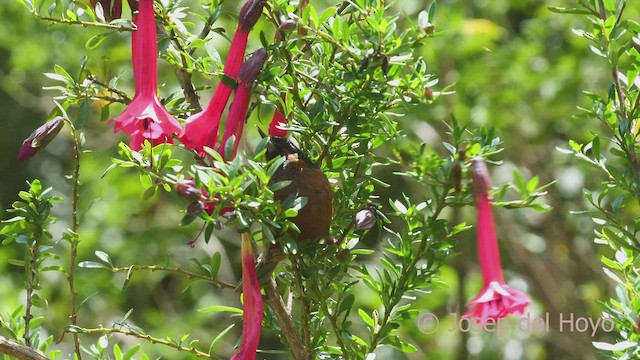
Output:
top-left (231, 233), bottom-right (263, 360)
top-left (219, 49), bottom-right (267, 159)
top-left (179, 0), bottom-right (265, 154)
top-left (462, 158), bottom-right (530, 323)
top-left (108, 0), bottom-right (181, 151)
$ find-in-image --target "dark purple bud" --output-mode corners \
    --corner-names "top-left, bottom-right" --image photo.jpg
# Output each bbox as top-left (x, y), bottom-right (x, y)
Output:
top-left (239, 0), bottom-right (266, 32)
top-left (238, 48), bottom-right (267, 84)
top-left (175, 178), bottom-right (202, 202)
top-left (278, 19), bottom-right (296, 31)
top-left (471, 157), bottom-right (491, 200)
top-left (127, 0), bottom-right (138, 13)
top-left (90, 0), bottom-right (123, 21)
top-left (275, 19), bottom-right (296, 41)
top-left (187, 201), bottom-right (205, 216)
top-left (18, 117), bottom-right (65, 161)
top-left (355, 209), bottom-right (375, 230)
top-left (381, 56), bottom-right (389, 76)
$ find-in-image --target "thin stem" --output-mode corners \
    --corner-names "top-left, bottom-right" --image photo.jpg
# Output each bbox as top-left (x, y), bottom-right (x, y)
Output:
top-left (155, 10), bottom-right (202, 112)
top-left (23, 237), bottom-right (38, 348)
top-left (72, 327), bottom-right (220, 359)
top-left (263, 279), bottom-right (310, 360)
top-left (367, 187), bottom-right (450, 353)
top-left (109, 265), bottom-right (235, 289)
top-left (313, 285), bottom-right (348, 355)
top-left (31, 13), bottom-right (134, 31)
top-left (87, 75), bottom-right (132, 103)
top-left (65, 120), bottom-right (82, 360)
top-left (288, 256), bottom-right (311, 354)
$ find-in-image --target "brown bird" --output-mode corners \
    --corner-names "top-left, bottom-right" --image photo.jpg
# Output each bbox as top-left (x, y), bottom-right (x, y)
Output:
top-left (251, 136), bottom-right (334, 286)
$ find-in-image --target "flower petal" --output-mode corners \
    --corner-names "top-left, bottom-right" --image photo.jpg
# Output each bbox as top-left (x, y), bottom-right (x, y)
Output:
top-left (463, 281), bottom-right (530, 323)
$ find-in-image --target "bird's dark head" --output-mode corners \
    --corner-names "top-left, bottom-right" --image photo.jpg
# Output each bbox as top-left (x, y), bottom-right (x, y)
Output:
top-left (265, 136), bottom-right (315, 168)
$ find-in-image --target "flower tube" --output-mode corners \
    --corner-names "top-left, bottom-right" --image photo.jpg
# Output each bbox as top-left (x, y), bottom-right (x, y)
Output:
top-left (179, 0), bottom-right (265, 154)
top-left (462, 158), bottom-right (530, 323)
top-left (230, 233), bottom-right (263, 360)
top-left (219, 48), bottom-right (267, 159)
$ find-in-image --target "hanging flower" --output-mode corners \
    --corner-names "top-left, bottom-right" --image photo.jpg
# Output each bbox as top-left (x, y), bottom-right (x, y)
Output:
top-left (219, 48), bottom-right (268, 159)
top-left (18, 117), bottom-right (65, 161)
top-left (179, 0), bottom-right (266, 154)
top-left (230, 233), bottom-right (263, 360)
top-left (462, 158), bottom-right (530, 323)
top-left (268, 110), bottom-right (288, 137)
top-left (108, 0), bottom-right (181, 151)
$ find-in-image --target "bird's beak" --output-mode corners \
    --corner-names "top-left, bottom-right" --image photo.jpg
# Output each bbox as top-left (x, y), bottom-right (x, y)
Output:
top-left (257, 127), bottom-right (267, 139)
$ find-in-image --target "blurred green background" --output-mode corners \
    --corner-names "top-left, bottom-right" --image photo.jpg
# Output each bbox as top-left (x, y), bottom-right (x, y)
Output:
top-left (1, 0), bottom-right (632, 359)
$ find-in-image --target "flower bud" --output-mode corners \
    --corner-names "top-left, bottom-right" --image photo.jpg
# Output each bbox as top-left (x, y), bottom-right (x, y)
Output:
top-left (354, 209), bottom-right (375, 230)
top-left (239, 0), bottom-right (266, 32)
top-left (187, 201), bottom-right (205, 216)
top-left (278, 19), bottom-right (296, 31)
top-left (90, 0), bottom-right (123, 21)
top-left (471, 157), bottom-right (491, 200)
top-left (175, 178), bottom-right (202, 202)
top-left (238, 48), bottom-right (268, 84)
top-left (275, 19), bottom-right (296, 41)
top-left (18, 117), bottom-right (65, 161)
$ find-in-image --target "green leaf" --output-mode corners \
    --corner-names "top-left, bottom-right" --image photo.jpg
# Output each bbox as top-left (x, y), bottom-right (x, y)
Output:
top-left (74, 97), bottom-right (90, 130)
top-left (65, 325), bottom-right (86, 333)
top-left (95, 250), bottom-right (113, 267)
top-left (86, 32), bottom-right (112, 50)
top-left (547, 6), bottom-right (591, 15)
top-left (198, 306), bottom-right (243, 314)
top-left (210, 252), bottom-right (221, 278)
top-left (208, 324), bottom-right (235, 353)
top-left (592, 340), bottom-right (636, 351)
top-left (78, 261), bottom-right (111, 269)
top-left (358, 309), bottom-right (375, 327)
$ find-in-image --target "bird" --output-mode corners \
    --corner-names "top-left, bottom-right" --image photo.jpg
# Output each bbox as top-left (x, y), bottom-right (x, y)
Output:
top-left (241, 135), bottom-right (334, 288)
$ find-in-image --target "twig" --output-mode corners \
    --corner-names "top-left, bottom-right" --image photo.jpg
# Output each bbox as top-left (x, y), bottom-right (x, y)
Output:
top-left (87, 75), bottom-right (132, 103)
top-left (110, 265), bottom-right (235, 289)
top-left (367, 187), bottom-right (450, 353)
top-left (289, 256), bottom-right (311, 352)
top-left (24, 240), bottom-right (37, 347)
top-left (32, 14), bottom-right (133, 32)
top-left (65, 120), bottom-right (83, 360)
top-left (73, 327), bottom-right (219, 359)
top-left (0, 336), bottom-right (49, 360)
top-left (155, 11), bottom-right (202, 112)
top-left (263, 278), bottom-right (310, 360)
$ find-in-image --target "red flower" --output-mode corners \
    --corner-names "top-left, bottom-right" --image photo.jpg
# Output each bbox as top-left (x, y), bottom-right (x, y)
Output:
top-left (219, 49), bottom-right (267, 159)
top-left (268, 110), bottom-right (288, 137)
top-left (230, 233), bottom-right (263, 360)
top-left (179, 0), bottom-right (265, 154)
top-left (109, 0), bottom-right (181, 151)
top-left (462, 158), bottom-right (530, 323)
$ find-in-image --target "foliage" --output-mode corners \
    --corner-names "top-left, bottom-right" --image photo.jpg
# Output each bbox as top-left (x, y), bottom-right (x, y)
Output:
top-left (2, 0), bottom-right (631, 359)
top-left (553, 0), bottom-right (640, 358)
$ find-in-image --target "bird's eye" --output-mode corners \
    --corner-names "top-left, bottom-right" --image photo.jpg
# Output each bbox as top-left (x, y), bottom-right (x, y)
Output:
top-left (266, 142), bottom-right (278, 159)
